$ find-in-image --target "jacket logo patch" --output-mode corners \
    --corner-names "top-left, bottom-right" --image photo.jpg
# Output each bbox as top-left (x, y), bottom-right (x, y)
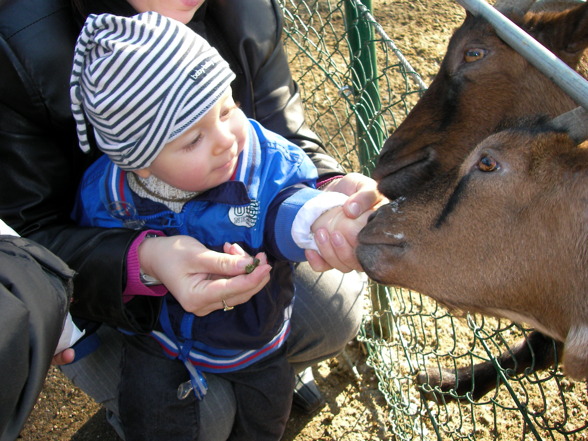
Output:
top-left (229, 200), bottom-right (259, 228)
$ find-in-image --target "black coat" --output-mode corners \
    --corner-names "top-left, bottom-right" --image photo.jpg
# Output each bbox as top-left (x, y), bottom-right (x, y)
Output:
top-left (0, 0), bottom-right (343, 332)
top-left (0, 235), bottom-right (73, 441)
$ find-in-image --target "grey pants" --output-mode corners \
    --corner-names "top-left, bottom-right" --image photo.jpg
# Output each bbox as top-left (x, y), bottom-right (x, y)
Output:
top-left (61, 263), bottom-right (366, 440)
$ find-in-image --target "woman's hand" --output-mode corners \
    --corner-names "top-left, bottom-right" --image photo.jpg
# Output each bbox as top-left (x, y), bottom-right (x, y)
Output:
top-left (307, 173), bottom-right (387, 272)
top-left (139, 236), bottom-right (271, 316)
top-left (325, 173), bottom-right (385, 219)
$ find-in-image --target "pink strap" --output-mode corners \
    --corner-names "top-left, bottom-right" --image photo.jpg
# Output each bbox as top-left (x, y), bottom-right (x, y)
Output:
top-left (316, 175), bottom-right (344, 190)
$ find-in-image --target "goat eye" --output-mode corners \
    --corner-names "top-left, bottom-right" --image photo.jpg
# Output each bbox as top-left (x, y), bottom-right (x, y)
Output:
top-left (477, 155), bottom-right (498, 172)
top-left (464, 48), bottom-right (487, 63)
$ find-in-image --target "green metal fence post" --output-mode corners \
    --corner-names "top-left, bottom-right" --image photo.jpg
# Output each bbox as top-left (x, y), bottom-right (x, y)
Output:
top-left (344, 0), bottom-right (392, 338)
top-left (344, 0), bottom-right (385, 176)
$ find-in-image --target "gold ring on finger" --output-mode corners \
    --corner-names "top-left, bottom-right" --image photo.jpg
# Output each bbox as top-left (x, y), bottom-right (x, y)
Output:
top-left (222, 299), bottom-right (234, 312)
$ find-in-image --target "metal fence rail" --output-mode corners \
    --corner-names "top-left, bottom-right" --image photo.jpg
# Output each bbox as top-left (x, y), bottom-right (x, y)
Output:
top-left (278, 0), bottom-right (588, 439)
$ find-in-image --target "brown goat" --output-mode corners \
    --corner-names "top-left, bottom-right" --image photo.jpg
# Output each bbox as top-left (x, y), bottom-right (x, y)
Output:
top-left (360, 0), bottom-right (588, 401)
top-left (358, 116), bottom-right (588, 382)
top-left (375, 0), bottom-right (588, 200)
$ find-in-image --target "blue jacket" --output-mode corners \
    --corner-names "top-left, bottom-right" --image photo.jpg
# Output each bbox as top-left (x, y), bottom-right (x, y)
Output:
top-left (73, 120), bottom-right (324, 367)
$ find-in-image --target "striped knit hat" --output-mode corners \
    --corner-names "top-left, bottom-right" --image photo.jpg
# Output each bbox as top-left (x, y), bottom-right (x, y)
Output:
top-left (70, 12), bottom-right (236, 170)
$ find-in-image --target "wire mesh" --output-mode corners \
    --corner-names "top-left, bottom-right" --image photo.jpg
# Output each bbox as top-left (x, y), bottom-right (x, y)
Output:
top-left (279, 0), bottom-right (588, 439)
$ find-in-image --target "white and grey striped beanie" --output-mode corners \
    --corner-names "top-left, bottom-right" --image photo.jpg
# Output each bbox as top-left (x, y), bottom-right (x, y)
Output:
top-left (70, 11), bottom-right (236, 170)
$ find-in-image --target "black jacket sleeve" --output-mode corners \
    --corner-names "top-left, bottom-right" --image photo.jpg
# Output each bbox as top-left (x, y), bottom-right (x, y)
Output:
top-left (0, 0), bottom-right (160, 332)
top-left (0, 236), bottom-right (73, 441)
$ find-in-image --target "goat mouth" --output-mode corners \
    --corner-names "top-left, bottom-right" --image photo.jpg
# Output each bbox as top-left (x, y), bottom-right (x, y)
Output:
top-left (356, 243), bottom-right (406, 284)
top-left (356, 237), bottom-right (408, 262)
top-left (358, 202), bottom-right (408, 248)
top-left (357, 240), bottom-right (407, 254)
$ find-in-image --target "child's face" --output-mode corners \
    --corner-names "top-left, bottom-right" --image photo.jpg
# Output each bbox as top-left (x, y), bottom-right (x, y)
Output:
top-left (135, 89), bottom-right (248, 192)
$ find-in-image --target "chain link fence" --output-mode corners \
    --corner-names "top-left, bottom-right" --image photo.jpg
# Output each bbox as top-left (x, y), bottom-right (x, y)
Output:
top-left (278, 1), bottom-right (588, 439)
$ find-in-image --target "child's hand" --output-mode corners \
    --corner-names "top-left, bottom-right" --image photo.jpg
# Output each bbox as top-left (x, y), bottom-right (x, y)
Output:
top-left (308, 206), bottom-right (376, 272)
top-left (52, 348), bottom-right (75, 365)
top-left (307, 174), bottom-right (388, 272)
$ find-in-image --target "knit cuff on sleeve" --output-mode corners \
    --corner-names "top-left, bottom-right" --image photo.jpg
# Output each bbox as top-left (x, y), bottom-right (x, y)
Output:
top-left (123, 230), bottom-right (168, 303)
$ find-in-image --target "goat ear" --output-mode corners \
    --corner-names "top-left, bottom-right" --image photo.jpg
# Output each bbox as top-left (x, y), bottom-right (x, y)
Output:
top-left (563, 4), bottom-right (588, 55)
top-left (494, 0), bottom-right (534, 14)
top-left (531, 3), bottom-right (588, 64)
top-left (551, 107), bottom-right (588, 144)
top-left (563, 324), bottom-right (588, 380)
top-left (531, 0), bottom-right (586, 13)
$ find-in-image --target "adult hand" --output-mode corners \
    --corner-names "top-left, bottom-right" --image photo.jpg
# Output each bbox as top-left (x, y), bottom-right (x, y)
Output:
top-left (325, 173), bottom-right (385, 219)
top-left (307, 173), bottom-right (387, 272)
top-left (139, 236), bottom-right (271, 316)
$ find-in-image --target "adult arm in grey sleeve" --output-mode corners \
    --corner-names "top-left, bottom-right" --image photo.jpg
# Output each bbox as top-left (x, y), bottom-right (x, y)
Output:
top-left (0, 236), bottom-right (73, 441)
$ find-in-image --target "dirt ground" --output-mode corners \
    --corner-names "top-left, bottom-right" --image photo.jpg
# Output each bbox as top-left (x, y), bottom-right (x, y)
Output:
top-left (18, 1), bottom-right (464, 440)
